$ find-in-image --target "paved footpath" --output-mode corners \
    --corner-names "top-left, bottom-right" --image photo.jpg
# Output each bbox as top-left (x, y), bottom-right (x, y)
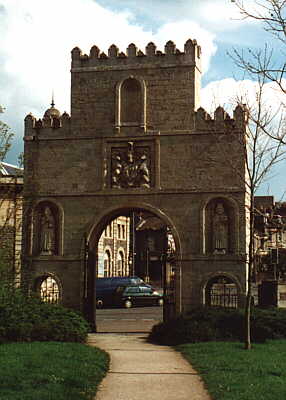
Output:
top-left (87, 333), bottom-right (212, 400)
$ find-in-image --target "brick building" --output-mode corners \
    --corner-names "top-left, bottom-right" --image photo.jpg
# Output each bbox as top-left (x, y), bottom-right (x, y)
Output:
top-left (97, 216), bottom-right (130, 277)
top-left (254, 196), bottom-right (286, 306)
top-left (22, 39), bottom-right (249, 327)
top-left (0, 162), bottom-right (23, 285)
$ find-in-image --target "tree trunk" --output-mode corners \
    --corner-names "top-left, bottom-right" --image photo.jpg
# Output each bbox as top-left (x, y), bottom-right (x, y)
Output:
top-left (244, 288), bottom-right (252, 350)
top-left (245, 194), bottom-right (254, 350)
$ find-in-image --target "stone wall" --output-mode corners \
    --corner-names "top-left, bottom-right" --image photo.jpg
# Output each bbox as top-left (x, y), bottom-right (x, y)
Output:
top-left (22, 39), bottom-right (248, 323)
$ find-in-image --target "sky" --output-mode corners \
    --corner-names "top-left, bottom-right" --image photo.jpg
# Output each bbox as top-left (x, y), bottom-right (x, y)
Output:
top-left (0, 0), bottom-right (285, 200)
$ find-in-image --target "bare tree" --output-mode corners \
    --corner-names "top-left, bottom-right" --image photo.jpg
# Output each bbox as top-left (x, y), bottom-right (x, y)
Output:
top-left (242, 78), bottom-right (286, 349)
top-left (205, 75), bottom-right (285, 348)
top-left (248, 88), bottom-right (283, 349)
top-left (228, 0), bottom-right (286, 348)
top-left (230, 1), bottom-right (286, 90)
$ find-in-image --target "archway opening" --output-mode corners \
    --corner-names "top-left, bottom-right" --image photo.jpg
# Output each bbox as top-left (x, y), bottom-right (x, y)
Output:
top-left (87, 207), bottom-right (178, 332)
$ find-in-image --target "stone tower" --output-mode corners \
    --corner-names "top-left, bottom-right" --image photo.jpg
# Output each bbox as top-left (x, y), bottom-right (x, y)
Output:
top-left (23, 39), bottom-right (248, 327)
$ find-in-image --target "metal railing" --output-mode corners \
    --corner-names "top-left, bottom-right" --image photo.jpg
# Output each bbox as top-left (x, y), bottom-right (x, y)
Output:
top-left (209, 288), bottom-right (238, 308)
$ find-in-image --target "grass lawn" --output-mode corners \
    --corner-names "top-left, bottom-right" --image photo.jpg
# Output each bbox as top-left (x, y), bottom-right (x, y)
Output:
top-left (0, 341), bottom-right (109, 400)
top-left (178, 340), bottom-right (286, 400)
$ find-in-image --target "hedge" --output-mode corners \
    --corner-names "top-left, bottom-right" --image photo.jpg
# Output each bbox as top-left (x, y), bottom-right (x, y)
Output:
top-left (148, 306), bottom-right (286, 345)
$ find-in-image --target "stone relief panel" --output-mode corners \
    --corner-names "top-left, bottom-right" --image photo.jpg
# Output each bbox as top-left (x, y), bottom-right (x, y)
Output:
top-left (109, 141), bottom-right (152, 189)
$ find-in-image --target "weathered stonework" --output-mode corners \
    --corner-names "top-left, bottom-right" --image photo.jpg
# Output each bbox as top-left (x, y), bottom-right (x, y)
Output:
top-left (22, 39), bottom-right (248, 327)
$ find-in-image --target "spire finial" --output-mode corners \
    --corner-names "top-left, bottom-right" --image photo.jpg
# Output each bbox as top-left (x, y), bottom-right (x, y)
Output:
top-left (51, 91), bottom-right (55, 108)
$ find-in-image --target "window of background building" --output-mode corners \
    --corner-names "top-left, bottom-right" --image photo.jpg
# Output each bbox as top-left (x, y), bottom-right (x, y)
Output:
top-left (105, 224), bottom-right (113, 238)
top-left (117, 251), bottom-right (124, 276)
top-left (104, 250), bottom-right (111, 276)
top-left (117, 223), bottom-right (121, 239)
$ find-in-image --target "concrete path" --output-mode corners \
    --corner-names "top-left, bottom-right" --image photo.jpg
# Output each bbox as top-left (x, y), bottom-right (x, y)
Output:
top-left (87, 333), bottom-right (212, 400)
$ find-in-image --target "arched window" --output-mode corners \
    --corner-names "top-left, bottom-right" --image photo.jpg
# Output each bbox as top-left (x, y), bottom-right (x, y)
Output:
top-left (38, 275), bottom-right (61, 304)
top-left (117, 251), bottom-right (124, 276)
top-left (104, 250), bottom-right (111, 277)
top-left (115, 76), bottom-right (147, 130)
top-left (121, 78), bottom-right (142, 124)
top-left (205, 276), bottom-right (238, 308)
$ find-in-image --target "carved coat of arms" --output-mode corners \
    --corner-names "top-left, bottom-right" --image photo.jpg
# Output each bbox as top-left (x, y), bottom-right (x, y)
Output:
top-left (111, 142), bottom-right (151, 189)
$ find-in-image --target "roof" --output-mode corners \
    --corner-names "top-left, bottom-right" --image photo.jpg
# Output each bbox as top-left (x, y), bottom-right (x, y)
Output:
top-left (136, 216), bottom-right (166, 231)
top-left (43, 99), bottom-right (61, 119)
top-left (0, 161), bottom-right (23, 176)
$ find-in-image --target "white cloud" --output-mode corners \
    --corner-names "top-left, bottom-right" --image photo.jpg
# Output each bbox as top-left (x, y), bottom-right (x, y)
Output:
top-left (153, 21), bottom-right (216, 73)
top-left (201, 77), bottom-right (286, 200)
top-left (201, 78), bottom-right (286, 115)
top-left (99, 0), bottom-right (255, 32)
top-left (0, 0), bottom-right (218, 160)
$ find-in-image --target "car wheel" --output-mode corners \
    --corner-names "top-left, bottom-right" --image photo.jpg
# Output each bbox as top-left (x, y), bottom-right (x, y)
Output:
top-left (124, 299), bottom-right (132, 308)
top-left (158, 298), bottom-right (164, 306)
top-left (96, 299), bottom-right (104, 309)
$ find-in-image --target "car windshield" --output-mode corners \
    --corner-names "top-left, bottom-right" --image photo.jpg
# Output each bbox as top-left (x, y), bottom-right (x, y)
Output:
top-left (124, 287), bottom-right (140, 294)
top-left (140, 286), bottom-right (153, 294)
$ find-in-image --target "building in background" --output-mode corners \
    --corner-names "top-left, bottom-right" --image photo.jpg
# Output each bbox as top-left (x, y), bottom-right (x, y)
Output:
top-left (254, 196), bottom-right (286, 306)
top-left (97, 216), bottom-right (130, 277)
top-left (0, 162), bottom-right (23, 285)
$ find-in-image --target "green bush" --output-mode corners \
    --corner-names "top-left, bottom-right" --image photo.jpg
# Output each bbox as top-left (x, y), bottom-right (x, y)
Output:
top-left (0, 287), bottom-right (89, 343)
top-left (148, 306), bottom-right (286, 345)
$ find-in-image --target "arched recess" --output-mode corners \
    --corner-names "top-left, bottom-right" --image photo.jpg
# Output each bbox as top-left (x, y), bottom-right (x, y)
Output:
top-left (202, 272), bottom-right (243, 309)
top-left (115, 76), bottom-right (146, 128)
top-left (30, 200), bottom-right (64, 256)
top-left (82, 202), bottom-right (182, 329)
top-left (201, 196), bottom-right (240, 255)
top-left (34, 273), bottom-right (62, 304)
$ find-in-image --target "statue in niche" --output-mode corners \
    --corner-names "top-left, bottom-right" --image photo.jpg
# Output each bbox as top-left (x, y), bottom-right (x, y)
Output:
top-left (40, 207), bottom-right (55, 255)
top-left (213, 203), bottom-right (229, 254)
top-left (111, 142), bottom-right (150, 188)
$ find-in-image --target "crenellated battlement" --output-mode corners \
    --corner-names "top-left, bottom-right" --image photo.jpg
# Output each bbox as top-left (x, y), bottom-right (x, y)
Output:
top-left (194, 105), bottom-right (248, 132)
top-left (24, 111), bottom-right (71, 137)
top-left (71, 39), bottom-right (202, 70)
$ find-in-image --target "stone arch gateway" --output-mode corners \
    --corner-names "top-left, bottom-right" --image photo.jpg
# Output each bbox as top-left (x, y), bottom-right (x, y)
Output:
top-left (84, 204), bottom-right (181, 328)
top-left (22, 39), bottom-right (249, 328)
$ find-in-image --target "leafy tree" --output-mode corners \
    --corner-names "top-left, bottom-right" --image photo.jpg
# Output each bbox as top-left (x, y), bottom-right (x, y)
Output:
top-left (0, 107), bottom-right (22, 287)
top-left (0, 106), bottom-right (14, 162)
